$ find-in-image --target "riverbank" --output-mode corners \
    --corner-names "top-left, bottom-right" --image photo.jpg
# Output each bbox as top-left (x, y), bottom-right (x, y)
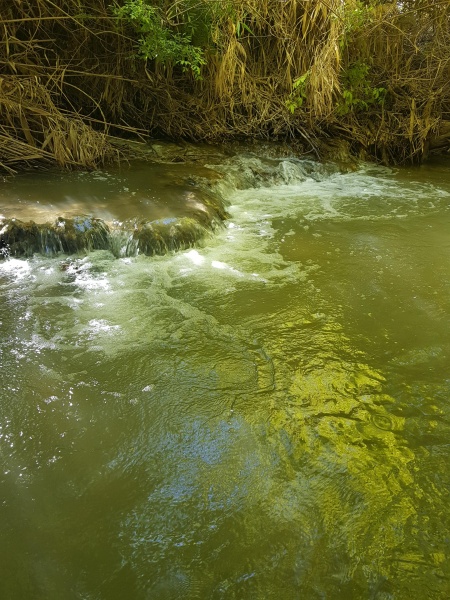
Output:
top-left (1, 0), bottom-right (449, 174)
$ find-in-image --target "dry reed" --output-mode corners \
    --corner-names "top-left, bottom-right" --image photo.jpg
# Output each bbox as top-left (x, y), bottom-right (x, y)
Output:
top-left (0, 0), bottom-right (449, 170)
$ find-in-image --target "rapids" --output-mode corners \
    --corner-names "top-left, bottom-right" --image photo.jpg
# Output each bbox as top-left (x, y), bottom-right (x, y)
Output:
top-left (0, 147), bottom-right (449, 599)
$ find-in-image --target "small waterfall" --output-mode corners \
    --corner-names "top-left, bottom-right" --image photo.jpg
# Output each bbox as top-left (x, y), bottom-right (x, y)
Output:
top-left (0, 214), bottom-right (221, 259)
top-left (208, 154), bottom-right (341, 193)
top-left (0, 216), bottom-right (110, 258)
top-left (0, 150), bottom-right (341, 260)
top-left (107, 216), bottom-right (218, 258)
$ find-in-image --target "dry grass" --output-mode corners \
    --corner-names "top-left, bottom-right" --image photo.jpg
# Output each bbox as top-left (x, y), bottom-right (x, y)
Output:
top-left (0, 0), bottom-right (449, 170)
top-left (0, 77), bottom-right (115, 172)
top-left (335, 0), bottom-right (450, 162)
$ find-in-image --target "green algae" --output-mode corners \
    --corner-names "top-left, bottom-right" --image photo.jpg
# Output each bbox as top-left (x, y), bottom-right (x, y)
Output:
top-left (0, 213), bottom-right (223, 259)
top-left (0, 216), bottom-right (110, 257)
top-left (129, 216), bottom-right (213, 257)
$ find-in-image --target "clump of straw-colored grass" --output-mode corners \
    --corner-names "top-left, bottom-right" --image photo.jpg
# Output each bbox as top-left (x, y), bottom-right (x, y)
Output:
top-left (0, 0), bottom-right (449, 168)
top-left (0, 77), bottom-right (115, 173)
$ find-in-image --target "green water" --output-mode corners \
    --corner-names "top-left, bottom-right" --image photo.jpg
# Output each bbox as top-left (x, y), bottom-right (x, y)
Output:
top-left (1, 152), bottom-right (449, 599)
top-left (0, 159), bottom-right (218, 223)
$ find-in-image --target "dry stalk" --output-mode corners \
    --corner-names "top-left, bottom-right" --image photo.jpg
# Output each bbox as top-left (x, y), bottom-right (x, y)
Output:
top-left (0, 0), bottom-right (449, 168)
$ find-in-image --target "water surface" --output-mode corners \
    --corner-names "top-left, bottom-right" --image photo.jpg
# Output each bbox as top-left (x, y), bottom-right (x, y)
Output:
top-left (0, 151), bottom-right (449, 599)
top-left (0, 160), bottom-right (218, 223)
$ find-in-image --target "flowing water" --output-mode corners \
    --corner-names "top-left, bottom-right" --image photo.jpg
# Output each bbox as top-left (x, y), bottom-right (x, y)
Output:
top-left (1, 149), bottom-right (449, 599)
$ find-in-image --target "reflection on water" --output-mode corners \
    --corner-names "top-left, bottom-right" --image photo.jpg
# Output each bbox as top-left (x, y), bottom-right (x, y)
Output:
top-left (0, 152), bottom-right (449, 599)
top-left (0, 161), bottom-right (220, 223)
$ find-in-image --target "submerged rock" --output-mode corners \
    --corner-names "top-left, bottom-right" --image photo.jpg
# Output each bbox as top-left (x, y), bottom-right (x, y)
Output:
top-left (0, 153), bottom-right (229, 259)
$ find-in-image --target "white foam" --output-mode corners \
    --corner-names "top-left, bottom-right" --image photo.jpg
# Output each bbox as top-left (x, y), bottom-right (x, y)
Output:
top-left (184, 249), bottom-right (205, 266)
top-left (0, 258), bottom-right (32, 281)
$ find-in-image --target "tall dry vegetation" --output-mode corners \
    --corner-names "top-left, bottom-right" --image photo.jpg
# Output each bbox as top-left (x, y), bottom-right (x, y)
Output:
top-left (0, 0), bottom-right (449, 172)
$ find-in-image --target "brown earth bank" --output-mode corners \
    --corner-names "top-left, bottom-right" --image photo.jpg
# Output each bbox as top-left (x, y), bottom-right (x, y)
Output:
top-left (0, 0), bottom-right (449, 174)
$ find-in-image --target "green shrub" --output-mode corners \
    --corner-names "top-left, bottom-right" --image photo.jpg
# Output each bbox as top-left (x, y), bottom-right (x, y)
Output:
top-left (337, 62), bottom-right (386, 115)
top-left (113, 0), bottom-right (206, 77)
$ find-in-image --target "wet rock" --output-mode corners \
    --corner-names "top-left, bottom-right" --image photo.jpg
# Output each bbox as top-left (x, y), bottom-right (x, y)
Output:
top-left (0, 211), bottom-right (223, 259)
top-left (1, 218), bottom-right (43, 257)
top-left (53, 216), bottom-right (110, 254)
top-left (129, 217), bottom-right (211, 257)
top-left (0, 216), bottom-right (110, 258)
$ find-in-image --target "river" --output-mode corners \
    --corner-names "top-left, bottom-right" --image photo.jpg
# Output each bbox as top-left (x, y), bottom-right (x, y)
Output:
top-left (1, 147), bottom-right (449, 599)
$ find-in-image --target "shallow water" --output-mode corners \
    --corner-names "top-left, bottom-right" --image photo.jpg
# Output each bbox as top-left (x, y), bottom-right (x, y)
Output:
top-left (0, 151), bottom-right (449, 599)
top-left (0, 160), bottom-right (218, 223)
